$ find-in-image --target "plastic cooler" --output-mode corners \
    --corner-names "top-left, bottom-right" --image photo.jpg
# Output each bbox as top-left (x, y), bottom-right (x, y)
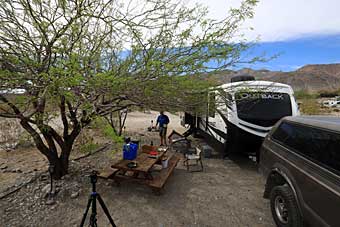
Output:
top-left (123, 143), bottom-right (138, 160)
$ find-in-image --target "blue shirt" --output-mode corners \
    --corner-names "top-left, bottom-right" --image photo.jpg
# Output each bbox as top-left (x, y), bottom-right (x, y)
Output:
top-left (157, 114), bottom-right (169, 127)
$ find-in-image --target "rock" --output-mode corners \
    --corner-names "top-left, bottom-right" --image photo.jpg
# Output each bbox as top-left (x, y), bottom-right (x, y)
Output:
top-left (18, 139), bottom-right (34, 148)
top-left (41, 184), bottom-right (51, 195)
top-left (70, 191), bottom-right (80, 199)
top-left (40, 174), bottom-right (49, 181)
top-left (45, 198), bottom-right (55, 205)
top-left (0, 165), bottom-right (8, 170)
top-left (72, 183), bottom-right (79, 189)
top-left (61, 174), bottom-right (72, 181)
top-left (57, 188), bottom-right (68, 198)
top-left (12, 168), bottom-right (22, 173)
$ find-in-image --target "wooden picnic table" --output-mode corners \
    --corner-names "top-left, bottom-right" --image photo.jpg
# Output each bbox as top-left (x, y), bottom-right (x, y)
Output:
top-left (100, 146), bottom-right (180, 194)
top-left (111, 151), bottom-right (166, 181)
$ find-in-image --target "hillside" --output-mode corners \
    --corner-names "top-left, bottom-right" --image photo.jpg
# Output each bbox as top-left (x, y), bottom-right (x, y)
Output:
top-left (210, 63), bottom-right (340, 92)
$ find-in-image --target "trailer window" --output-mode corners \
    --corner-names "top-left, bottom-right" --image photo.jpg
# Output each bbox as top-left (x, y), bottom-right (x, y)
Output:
top-left (235, 92), bottom-right (292, 127)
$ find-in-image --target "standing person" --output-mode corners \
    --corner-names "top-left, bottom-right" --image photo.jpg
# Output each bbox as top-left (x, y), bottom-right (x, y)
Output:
top-left (156, 111), bottom-right (170, 146)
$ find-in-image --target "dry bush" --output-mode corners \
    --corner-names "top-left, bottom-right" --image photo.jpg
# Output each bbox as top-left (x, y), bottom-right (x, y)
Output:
top-left (0, 119), bottom-right (24, 151)
top-left (299, 99), bottom-right (329, 115)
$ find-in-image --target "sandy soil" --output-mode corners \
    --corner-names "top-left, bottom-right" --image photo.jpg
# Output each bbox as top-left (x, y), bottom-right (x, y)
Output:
top-left (124, 111), bottom-right (186, 134)
top-left (0, 111), bottom-right (275, 227)
top-left (0, 147), bottom-right (47, 194)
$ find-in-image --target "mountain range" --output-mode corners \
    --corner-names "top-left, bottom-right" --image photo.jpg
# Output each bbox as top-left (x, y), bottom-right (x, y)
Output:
top-left (210, 63), bottom-right (340, 92)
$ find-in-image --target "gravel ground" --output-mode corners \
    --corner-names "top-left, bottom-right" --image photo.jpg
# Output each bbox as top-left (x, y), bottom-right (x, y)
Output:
top-left (0, 141), bottom-right (274, 227)
top-left (0, 111), bottom-right (275, 227)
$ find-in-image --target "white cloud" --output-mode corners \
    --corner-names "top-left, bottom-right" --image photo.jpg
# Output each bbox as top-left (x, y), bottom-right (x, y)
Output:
top-left (190, 0), bottom-right (340, 42)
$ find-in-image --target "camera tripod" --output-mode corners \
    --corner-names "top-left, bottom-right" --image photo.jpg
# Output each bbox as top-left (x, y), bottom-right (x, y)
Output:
top-left (80, 171), bottom-right (116, 227)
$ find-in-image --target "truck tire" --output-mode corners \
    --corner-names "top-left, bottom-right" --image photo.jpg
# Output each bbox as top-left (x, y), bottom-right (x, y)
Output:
top-left (270, 185), bottom-right (303, 227)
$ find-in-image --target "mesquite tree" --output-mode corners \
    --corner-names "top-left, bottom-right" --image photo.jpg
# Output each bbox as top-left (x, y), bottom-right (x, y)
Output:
top-left (0, 0), bottom-right (259, 179)
top-left (104, 109), bottom-right (128, 136)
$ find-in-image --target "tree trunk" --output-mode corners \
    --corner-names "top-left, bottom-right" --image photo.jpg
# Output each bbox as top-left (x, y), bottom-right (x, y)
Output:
top-left (118, 110), bottom-right (128, 136)
top-left (48, 144), bottom-right (73, 180)
top-left (50, 157), bottom-right (69, 180)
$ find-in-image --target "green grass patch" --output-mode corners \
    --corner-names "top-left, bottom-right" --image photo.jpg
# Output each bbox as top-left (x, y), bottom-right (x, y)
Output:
top-left (103, 124), bottom-right (124, 144)
top-left (79, 142), bottom-right (100, 154)
top-left (294, 90), bottom-right (319, 99)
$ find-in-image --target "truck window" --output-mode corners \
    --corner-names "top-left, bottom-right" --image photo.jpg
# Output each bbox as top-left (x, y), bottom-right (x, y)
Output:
top-left (272, 122), bottom-right (340, 176)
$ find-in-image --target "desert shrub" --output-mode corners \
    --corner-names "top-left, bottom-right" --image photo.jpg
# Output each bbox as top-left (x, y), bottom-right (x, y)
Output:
top-left (0, 119), bottom-right (24, 151)
top-left (103, 124), bottom-right (124, 144)
top-left (299, 99), bottom-right (324, 115)
top-left (319, 90), bottom-right (340, 98)
top-left (295, 90), bottom-right (318, 99)
top-left (104, 125), bottom-right (125, 157)
top-left (79, 142), bottom-right (100, 154)
top-left (89, 116), bottom-right (124, 145)
top-left (17, 131), bottom-right (35, 148)
top-left (90, 117), bottom-right (107, 130)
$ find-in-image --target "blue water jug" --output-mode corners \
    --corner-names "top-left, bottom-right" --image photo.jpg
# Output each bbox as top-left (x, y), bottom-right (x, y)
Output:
top-left (123, 142), bottom-right (138, 160)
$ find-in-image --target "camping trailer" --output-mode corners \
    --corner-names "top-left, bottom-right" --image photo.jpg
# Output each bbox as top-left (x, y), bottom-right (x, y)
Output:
top-left (181, 77), bottom-right (300, 159)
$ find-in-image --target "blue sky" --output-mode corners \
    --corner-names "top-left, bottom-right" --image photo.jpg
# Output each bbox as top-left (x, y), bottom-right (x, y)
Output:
top-left (191, 0), bottom-right (340, 71)
top-left (242, 34), bottom-right (340, 71)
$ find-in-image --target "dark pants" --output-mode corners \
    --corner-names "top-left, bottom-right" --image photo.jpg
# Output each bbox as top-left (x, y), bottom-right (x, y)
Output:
top-left (159, 126), bottom-right (167, 138)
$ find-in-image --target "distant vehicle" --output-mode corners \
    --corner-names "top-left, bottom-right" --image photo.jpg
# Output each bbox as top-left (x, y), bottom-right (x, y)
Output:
top-left (260, 116), bottom-right (340, 227)
top-left (181, 76), bottom-right (300, 159)
top-left (322, 97), bottom-right (340, 108)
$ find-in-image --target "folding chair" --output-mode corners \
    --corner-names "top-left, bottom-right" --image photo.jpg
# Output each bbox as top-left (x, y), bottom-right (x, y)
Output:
top-left (184, 147), bottom-right (203, 172)
top-left (168, 130), bottom-right (192, 154)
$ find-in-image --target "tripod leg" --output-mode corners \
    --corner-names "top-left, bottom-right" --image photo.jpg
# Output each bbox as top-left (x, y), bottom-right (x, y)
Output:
top-left (90, 213), bottom-right (97, 227)
top-left (97, 194), bottom-right (117, 227)
top-left (80, 196), bottom-right (93, 227)
top-left (90, 194), bottom-right (98, 227)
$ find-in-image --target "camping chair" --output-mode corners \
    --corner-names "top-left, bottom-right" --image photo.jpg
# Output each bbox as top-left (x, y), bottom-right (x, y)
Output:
top-left (168, 130), bottom-right (192, 154)
top-left (184, 147), bottom-right (203, 172)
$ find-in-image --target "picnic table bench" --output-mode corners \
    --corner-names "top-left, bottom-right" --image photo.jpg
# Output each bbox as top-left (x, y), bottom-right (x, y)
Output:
top-left (148, 154), bottom-right (180, 192)
top-left (99, 146), bottom-right (180, 194)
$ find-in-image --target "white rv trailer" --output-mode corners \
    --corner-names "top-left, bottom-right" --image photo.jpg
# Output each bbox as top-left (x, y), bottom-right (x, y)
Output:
top-left (181, 78), bottom-right (300, 159)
